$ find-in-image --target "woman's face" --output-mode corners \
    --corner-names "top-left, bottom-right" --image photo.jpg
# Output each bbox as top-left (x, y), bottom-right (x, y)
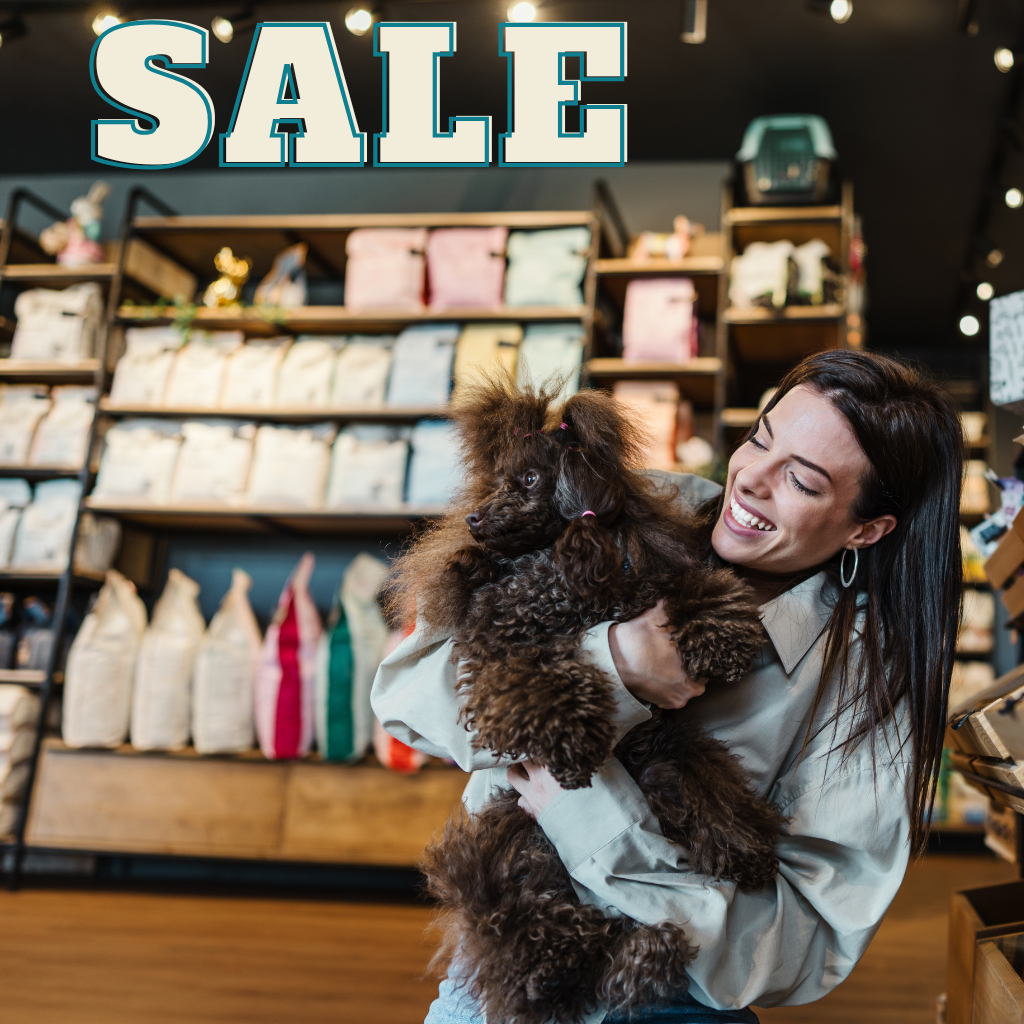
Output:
top-left (711, 385), bottom-right (895, 575)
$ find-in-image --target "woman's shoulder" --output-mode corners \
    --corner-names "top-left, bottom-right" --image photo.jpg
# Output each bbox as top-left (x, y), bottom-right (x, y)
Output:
top-left (641, 469), bottom-right (723, 510)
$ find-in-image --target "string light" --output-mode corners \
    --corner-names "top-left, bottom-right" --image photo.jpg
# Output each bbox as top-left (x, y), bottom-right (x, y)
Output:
top-left (995, 47), bottom-right (1015, 72)
top-left (507, 3), bottom-right (536, 22)
top-left (977, 282), bottom-right (995, 301)
top-left (830, 0), bottom-right (852, 24)
top-left (960, 315), bottom-right (981, 337)
top-left (344, 5), bottom-right (373, 35)
top-left (211, 16), bottom-right (234, 42)
top-left (92, 10), bottom-right (123, 35)
top-left (1007, 187), bottom-right (1024, 209)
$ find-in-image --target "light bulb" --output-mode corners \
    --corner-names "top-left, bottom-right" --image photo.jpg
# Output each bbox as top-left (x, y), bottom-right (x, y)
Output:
top-left (996, 47), bottom-right (1015, 72)
top-left (211, 16), bottom-right (234, 43)
top-left (508, 2), bottom-right (537, 22)
top-left (830, 0), bottom-right (852, 24)
top-left (986, 248), bottom-right (1005, 268)
top-left (977, 282), bottom-right (995, 301)
top-left (1008, 188), bottom-right (1024, 209)
top-left (344, 6), bottom-right (373, 35)
top-left (960, 315), bottom-right (981, 337)
top-left (92, 11), bottom-right (123, 35)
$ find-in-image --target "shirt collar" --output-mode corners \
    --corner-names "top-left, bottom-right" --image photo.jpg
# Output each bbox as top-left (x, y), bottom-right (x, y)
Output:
top-left (759, 571), bottom-right (835, 674)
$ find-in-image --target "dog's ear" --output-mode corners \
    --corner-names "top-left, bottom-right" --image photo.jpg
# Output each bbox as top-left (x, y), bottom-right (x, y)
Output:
top-left (558, 389), bottom-right (646, 477)
top-left (552, 448), bottom-right (624, 597)
top-left (451, 371), bottom-right (556, 484)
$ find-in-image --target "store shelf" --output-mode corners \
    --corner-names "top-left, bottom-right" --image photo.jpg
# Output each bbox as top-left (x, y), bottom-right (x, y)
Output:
top-left (0, 567), bottom-right (105, 586)
top-left (594, 256), bottom-right (725, 276)
top-left (724, 205), bottom-right (843, 225)
top-left (135, 211), bottom-right (594, 231)
top-left (929, 821), bottom-right (986, 835)
top-left (586, 357), bottom-right (721, 378)
top-left (98, 399), bottom-right (450, 423)
top-left (84, 497), bottom-right (444, 534)
top-left (25, 739), bottom-right (470, 867)
top-left (0, 263), bottom-right (117, 284)
top-left (0, 465), bottom-right (84, 480)
top-left (0, 669), bottom-right (46, 686)
top-left (117, 304), bottom-right (588, 334)
top-left (0, 359), bottom-right (100, 383)
top-left (721, 407), bottom-right (760, 428)
top-left (724, 304), bottom-right (844, 324)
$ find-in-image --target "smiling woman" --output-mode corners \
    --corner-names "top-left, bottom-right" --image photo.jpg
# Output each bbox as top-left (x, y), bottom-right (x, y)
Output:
top-left (372, 349), bottom-right (966, 1024)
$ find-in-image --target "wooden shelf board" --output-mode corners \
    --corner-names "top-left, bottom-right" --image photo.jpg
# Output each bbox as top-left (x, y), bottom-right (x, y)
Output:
top-left (133, 211), bottom-right (594, 232)
top-left (721, 407), bottom-right (760, 428)
top-left (594, 256), bottom-right (724, 276)
top-left (929, 821), bottom-right (986, 835)
top-left (725, 205), bottom-right (843, 225)
top-left (99, 399), bottom-right (450, 423)
top-left (117, 304), bottom-right (588, 331)
top-left (1, 263), bottom-right (117, 283)
top-left (586, 357), bottom-right (722, 378)
top-left (0, 465), bottom-right (84, 480)
top-left (0, 359), bottom-right (100, 382)
top-left (0, 669), bottom-right (45, 686)
top-left (84, 497), bottom-right (444, 534)
top-left (725, 304), bottom-right (844, 324)
top-left (0, 567), bottom-right (105, 585)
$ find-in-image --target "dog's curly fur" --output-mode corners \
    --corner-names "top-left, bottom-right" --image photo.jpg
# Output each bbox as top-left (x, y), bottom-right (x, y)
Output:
top-left (389, 376), bottom-right (788, 1024)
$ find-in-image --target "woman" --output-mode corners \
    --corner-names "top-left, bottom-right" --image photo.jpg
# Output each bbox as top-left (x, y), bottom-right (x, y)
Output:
top-left (371, 350), bottom-right (964, 1023)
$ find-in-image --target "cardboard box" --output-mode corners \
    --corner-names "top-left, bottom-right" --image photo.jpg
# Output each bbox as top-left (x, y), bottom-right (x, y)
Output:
top-left (985, 527), bottom-right (1024, 590)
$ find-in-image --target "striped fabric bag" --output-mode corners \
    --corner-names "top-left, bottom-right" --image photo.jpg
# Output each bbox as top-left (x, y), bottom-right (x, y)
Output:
top-left (315, 553), bottom-right (388, 762)
top-left (255, 552), bottom-right (321, 760)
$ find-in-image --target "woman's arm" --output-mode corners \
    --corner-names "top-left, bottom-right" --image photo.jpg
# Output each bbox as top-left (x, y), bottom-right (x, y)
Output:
top-left (531, 751), bottom-right (911, 1010)
top-left (370, 619), bottom-right (653, 772)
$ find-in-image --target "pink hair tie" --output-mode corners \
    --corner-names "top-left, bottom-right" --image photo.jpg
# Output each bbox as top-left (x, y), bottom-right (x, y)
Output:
top-left (581, 511), bottom-right (596, 518)
top-left (560, 422), bottom-right (568, 430)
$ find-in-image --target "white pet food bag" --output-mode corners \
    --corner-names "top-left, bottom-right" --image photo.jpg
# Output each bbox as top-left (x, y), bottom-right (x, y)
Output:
top-left (93, 419), bottom-right (183, 505)
top-left (11, 480), bottom-right (82, 570)
top-left (28, 386), bottom-right (97, 468)
top-left (386, 325), bottom-right (457, 407)
top-left (192, 568), bottom-right (262, 754)
top-left (329, 337), bottom-right (394, 406)
top-left (220, 337), bottom-right (292, 409)
top-left (325, 426), bottom-right (409, 508)
top-left (407, 421), bottom-right (461, 506)
top-left (275, 337), bottom-right (346, 407)
top-left (130, 568), bottom-right (205, 751)
top-left (73, 512), bottom-right (122, 577)
top-left (0, 481), bottom-right (30, 569)
top-left (516, 324), bottom-right (585, 403)
top-left (504, 228), bottom-right (590, 307)
top-left (170, 421), bottom-right (255, 504)
top-left (10, 282), bottom-right (104, 362)
top-left (63, 569), bottom-right (148, 748)
top-left (246, 423), bottom-right (336, 508)
top-left (163, 331), bottom-right (243, 408)
top-left (108, 327), bottom-right (183, 406)
top-left (0, 387), bottom-right (52, 466)
top-left (344, 228), bottom-right (427, 310)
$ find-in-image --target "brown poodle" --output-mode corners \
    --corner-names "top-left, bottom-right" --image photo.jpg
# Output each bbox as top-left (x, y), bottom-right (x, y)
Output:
top-left (389, 376), bottom-right (787, 1024)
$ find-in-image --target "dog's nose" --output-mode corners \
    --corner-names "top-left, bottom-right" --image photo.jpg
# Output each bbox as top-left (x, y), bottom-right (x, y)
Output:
top-left (466, 511), bottom-right (482, 530)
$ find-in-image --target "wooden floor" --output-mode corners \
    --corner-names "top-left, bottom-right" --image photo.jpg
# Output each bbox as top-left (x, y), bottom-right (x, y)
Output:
top-left (0, 851), bottom-right (1015, 1024)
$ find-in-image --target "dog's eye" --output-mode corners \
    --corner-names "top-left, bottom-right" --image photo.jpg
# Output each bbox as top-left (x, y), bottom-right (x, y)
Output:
top-left (523, 470), bottom-right (539, 488)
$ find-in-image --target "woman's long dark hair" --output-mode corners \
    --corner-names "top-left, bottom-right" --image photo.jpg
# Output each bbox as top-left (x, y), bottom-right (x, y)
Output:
top-left (743, 350), bottom-right (964, 857)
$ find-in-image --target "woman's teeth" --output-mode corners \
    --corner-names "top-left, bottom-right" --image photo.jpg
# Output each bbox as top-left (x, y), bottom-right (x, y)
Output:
top-left (730, 498), bottom-right (776, 531)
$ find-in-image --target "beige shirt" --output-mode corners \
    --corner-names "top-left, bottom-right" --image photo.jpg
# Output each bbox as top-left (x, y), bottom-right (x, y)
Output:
top-left (371, 473), bottom-right (912, 1016)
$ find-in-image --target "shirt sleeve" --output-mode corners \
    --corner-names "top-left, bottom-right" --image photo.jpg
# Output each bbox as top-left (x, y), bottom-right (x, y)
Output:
top-left (370, 619), bottom-right (653, 773)
top-left (535, 752), bottom-right (911, 1010)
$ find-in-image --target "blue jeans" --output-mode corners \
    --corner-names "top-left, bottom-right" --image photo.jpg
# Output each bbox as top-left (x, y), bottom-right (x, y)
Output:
top-left (424, 975), bottom-right (760, 1024)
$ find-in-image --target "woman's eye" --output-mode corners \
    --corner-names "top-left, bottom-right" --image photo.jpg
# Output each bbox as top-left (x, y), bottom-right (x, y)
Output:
top-left (523, 471), bottom-right (539, 487)
top-left (749, 436), bottom-right (767, 451)
top-left (791, 474), bottom-right (817, 496)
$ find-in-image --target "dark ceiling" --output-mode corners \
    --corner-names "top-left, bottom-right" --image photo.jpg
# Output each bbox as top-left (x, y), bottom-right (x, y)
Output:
top-left (1, 0), bottom-right (1023, 367)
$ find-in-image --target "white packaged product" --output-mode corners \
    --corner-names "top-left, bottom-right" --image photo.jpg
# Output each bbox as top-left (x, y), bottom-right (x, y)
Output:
top-left (728, 241), bottom-right (795, 310)
top-left (0, 481), bottom-right (30, 569)
top-left (169, 421), bottom-right (255, 505)
top-left (0, 387), bottom-right (52, 466)
top-left (407, 420), bottom-right (461, 506)
top-left (62, 570), bottom-right (148, 748)
top-left (28, 386), bottom-right (97, 468)
top-left (792, 239), bottom-right (832, 304)
top-left (329, 337), bottom-right (394, 406)
top-left (504, 228), bottom-right (590, 307)
top-left (220, 337), bottom-right (291, 409)
top-left (325, 426), bottom-right (409, 508)
top-left (0, 480), bottom-right (31, 509)
top-left (131, 568), bottom-right (205, 751)
top-left (275, 337), bottom-right (346, 407)
top-left (93, 419), bottom-right (182, 505)
top-left (73, 512), bottom-right (122, 576)
top-left (11, 480), bottom-right (82, 570)
top-left (516, 324), bottom-right (585, 403)
top-left (108, 327), bottom-right (183, 406)
top-left (163, 331), bottom-right (244, 408)
top-left (10, 282), bottom-right (103, 362)
top-left (386, 325), bottom-right (458, 407)
top-left (246, 423), bottom-right (336, 508)
top-left (192, 568), bottom-right (262, 754)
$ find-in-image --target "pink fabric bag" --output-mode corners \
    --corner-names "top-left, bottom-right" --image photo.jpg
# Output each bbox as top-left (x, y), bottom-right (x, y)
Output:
top-left (344, 228), bottom-right (427, 310)
top-left (255, 552), bottom-right (321, 759)
top-left (426, 227), bottom-right (508, 310)
top-left (622, 278), bottom-right (698, 363)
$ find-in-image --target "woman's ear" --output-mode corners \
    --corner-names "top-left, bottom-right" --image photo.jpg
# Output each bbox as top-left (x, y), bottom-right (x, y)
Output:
top-left (848, 515), bottom-right (897, 549)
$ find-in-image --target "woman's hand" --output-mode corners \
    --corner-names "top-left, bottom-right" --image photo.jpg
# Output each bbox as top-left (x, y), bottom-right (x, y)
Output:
top-left (507, 760), bottom-right (564, 819)
top-left (609, 599), bottom-right (707, 709)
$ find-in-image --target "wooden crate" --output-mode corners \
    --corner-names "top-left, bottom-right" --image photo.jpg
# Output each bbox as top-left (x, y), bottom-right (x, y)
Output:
top-left (975, 936), bottom-right (1024, 1024)
top-left (24, 739), bottom-right (468, 867)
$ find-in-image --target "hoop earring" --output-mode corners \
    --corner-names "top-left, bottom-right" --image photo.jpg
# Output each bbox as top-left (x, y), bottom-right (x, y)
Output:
top-left (840, 547), bottom-right (859, 589)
